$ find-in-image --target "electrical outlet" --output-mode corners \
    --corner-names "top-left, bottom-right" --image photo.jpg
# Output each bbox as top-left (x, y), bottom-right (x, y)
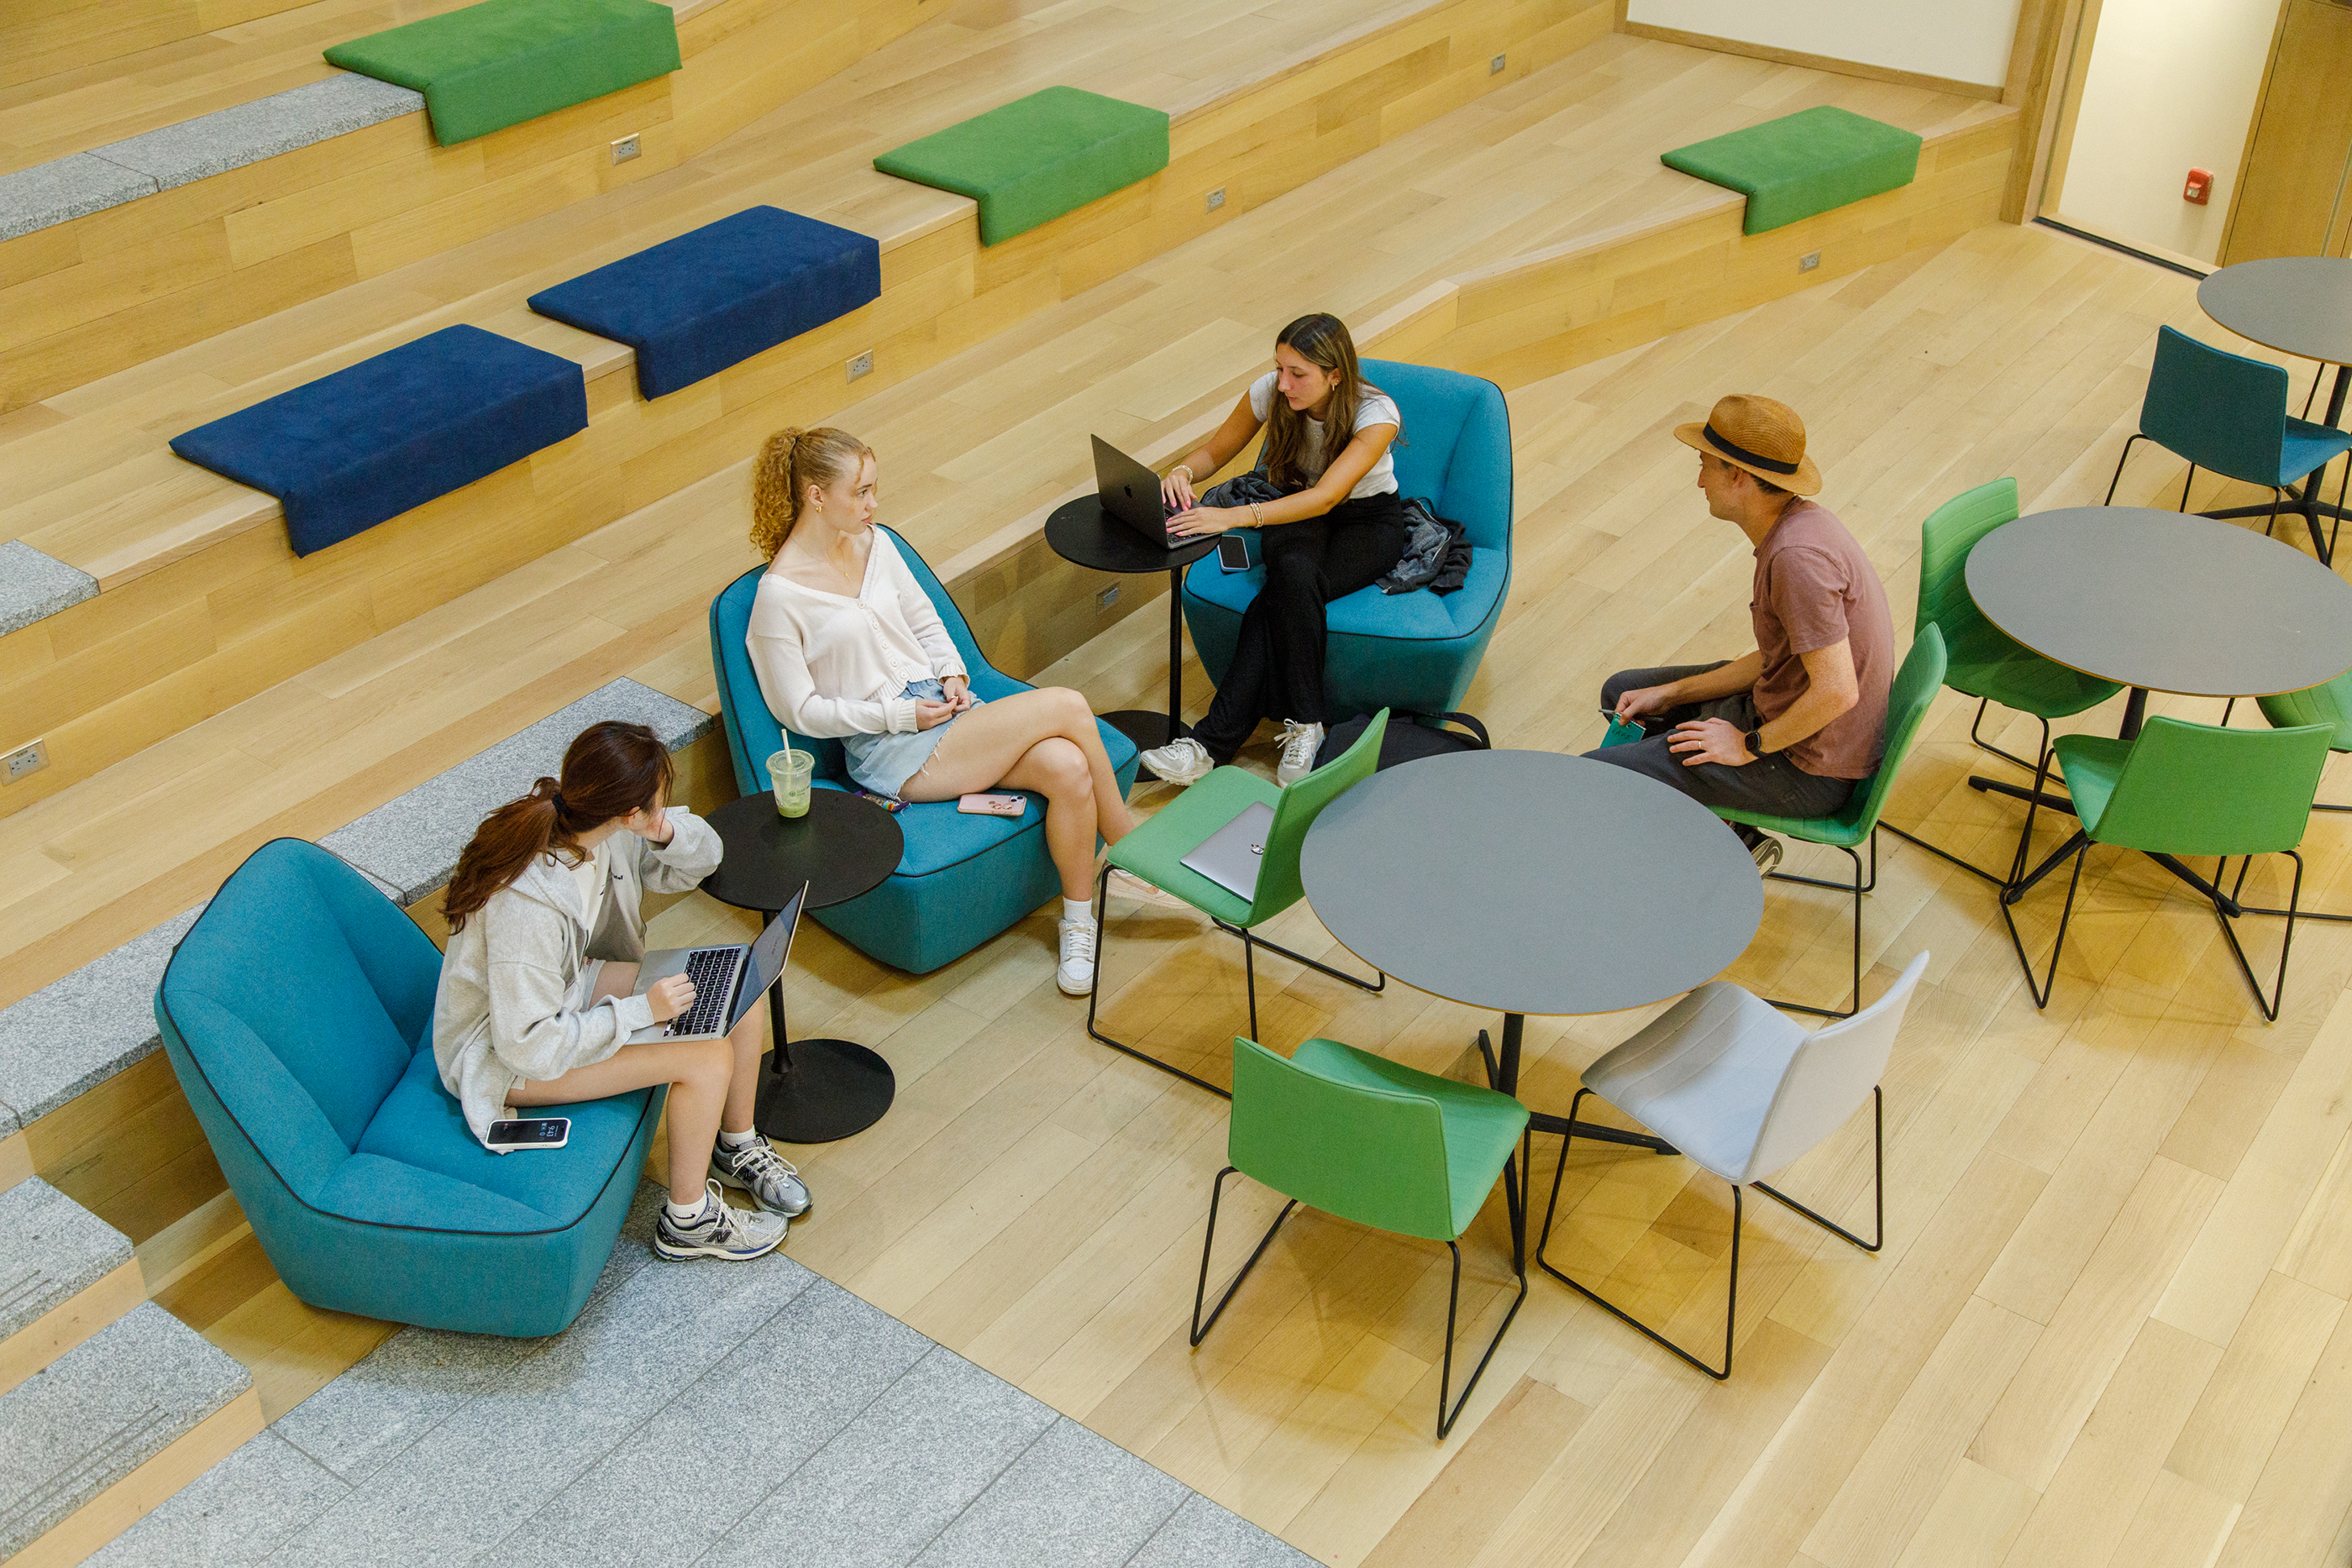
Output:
top-left (847, 349), bottom-right (874, 381)
top-left (3, 739), bottom-right (48, 784)
top-left (1490, 53), bottom-right (1506, 74)
top-left (1206, 186), bottom-right (1226, 212)
top-left (1798, 250), bottom-right (1821, 272)
top-left (1097, 585), bottom-right (1120, 610)
top-left (610, 133), bottom-right (640, 165)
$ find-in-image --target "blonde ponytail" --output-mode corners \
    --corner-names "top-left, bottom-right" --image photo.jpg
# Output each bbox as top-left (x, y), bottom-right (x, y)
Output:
top-left (750, 427), bottom-right (874, 559)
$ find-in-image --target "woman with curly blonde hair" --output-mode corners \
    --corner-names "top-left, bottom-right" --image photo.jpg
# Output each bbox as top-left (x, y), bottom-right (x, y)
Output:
top-left (743, 428), bottom-right (1139, 994)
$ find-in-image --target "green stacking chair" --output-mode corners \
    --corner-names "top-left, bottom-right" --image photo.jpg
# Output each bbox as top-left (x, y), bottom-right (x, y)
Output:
top-left (1194, 1036), bottom-right (1529, 1439)
top-left (2255, 673), bottom-right (2352, 814)
top-left (1716, 626), bottom-right (1945, 1020)
top-left (2003, 716), bottom-right (2333, 1019)
top-left (1881, 480), bottom-right (2122, 885)
top-left (1089, 712), bottom-right (1389, 1095)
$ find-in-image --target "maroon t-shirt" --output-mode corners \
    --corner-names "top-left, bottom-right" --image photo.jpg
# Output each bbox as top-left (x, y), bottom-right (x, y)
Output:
top-left (1750, 501), bottom-right (1893, 779)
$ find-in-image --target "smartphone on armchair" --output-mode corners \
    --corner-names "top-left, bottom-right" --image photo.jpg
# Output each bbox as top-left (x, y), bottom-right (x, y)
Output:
top-left (486, 1118), bottom-right (570, 1151)
top-left (1217, 535), bottom-right (1252, 572)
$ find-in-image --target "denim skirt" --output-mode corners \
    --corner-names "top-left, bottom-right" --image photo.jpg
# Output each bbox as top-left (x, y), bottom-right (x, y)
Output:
top-left (842, 679), bottom-right (960, 798)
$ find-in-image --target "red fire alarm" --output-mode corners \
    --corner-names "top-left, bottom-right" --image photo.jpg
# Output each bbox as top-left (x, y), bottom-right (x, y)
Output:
top-left (2184, 167), bottom-right (2214, 205)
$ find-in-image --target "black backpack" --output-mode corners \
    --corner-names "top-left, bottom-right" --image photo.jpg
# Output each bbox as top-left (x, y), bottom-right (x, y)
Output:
top-left (1314, 710), bottom-right (1490, 772)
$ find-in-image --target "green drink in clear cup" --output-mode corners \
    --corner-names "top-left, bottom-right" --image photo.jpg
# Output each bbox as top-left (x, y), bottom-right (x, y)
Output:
top-left (769, 748), bottom-right (813, 817)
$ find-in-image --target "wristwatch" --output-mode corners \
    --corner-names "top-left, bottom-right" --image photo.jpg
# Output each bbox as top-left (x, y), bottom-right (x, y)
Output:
top-left (1743, 726), bottom-right (1767, 759)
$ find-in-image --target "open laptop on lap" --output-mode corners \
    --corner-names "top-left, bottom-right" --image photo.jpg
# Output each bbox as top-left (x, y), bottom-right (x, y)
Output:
top-left (1092, 435), bottom-right (1185, 549)
top-left (624, 882), bottom-right (806, 1044)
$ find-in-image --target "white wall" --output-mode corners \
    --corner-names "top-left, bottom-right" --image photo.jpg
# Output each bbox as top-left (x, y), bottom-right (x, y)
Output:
top-left (1625, 0), bottom-right (2024, 89)
top-left (2055, 0), bottom-right (2277, 262)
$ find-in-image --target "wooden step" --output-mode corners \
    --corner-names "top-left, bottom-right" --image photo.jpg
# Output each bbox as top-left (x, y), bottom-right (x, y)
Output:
top-left (0, 1178), bottom-right (144, 1399)
top-left (0, 0), bottom-right (1596, 820)
top-left (0, 1302), bottom-right (261, 1568)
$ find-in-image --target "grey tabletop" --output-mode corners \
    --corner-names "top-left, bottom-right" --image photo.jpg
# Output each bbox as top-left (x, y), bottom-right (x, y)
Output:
top-left (2198, 257), bottom-right (2352, 368)
top-left (1299, 749), bottom-right (1762, 1017)
top-left (1966, 508), bottom-right (2352, 698)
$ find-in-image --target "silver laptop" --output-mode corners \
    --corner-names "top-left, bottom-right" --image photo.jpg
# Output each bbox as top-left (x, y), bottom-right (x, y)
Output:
top-left (1091, 435), bottom-right (1183, 548)
top-left (626, 883), bottom-right (806, 1043)
top-left (1179, 801), bottom-right (1275, 901)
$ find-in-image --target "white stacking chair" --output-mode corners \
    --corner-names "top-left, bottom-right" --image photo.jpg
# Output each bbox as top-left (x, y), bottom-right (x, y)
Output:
top-left (1536, 951), bottom-right (1929, 1379)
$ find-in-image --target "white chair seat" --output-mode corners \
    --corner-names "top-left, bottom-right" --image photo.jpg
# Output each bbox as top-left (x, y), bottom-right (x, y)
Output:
top-left (1583, 981), bottom-right (1809, 1186)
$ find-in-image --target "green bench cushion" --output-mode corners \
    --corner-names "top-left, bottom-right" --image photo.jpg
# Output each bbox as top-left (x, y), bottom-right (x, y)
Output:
top-left (325, 0), bottom-right (681, 146)
top-left (1662, 105), bottom-right (1922, 235)
top-left (872, 86), bottom-right (1169, 245)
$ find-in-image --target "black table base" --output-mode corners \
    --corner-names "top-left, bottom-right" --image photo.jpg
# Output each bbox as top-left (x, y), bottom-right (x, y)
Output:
top-left (755, 1038), bottom-right (896, 1143)
top-left (2200, 361), bottom-right (2349, 565)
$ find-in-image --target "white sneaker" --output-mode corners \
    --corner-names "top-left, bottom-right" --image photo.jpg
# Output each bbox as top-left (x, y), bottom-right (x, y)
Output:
top-left (1056, 917), bottom-right (1098, 995)
top-left (1137, 737), bottom-right (1213, 784)
top-left (1276, 721), bottom-right (1326, 787)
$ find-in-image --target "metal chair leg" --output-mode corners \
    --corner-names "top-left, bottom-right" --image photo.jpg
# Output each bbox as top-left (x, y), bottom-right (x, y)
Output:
top-left (1759, 834), bottom-right (1874, 1019)
top-left (2179, 461), bottom-right (2197, 511)
top-left (2000, 831), bottom-right (2089, 1009)
top-left (1210, 921), bottom-right (1384, 993)
top-left (2209, 852), bottom-right (2306, 1018)
top-left (1088, 863), bottom-right (1232, 1099)
top-left (1536, 1087), bottom-right (1885, 1382)
top-left (2103, 433), bottom-right (2148, 506)
top-left (1885, 716), bottom-right (2057, 885)
top-left (1190, 1167), bottom-right (1295, 1345)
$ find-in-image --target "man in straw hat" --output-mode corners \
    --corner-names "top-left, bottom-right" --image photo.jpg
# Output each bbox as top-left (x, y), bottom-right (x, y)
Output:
top-left (1588, 394), bottom-right (1893, 873)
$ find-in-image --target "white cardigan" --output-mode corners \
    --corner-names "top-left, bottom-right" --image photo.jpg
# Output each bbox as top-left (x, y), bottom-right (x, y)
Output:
top-left (746, 530), bottom-right (969, 737)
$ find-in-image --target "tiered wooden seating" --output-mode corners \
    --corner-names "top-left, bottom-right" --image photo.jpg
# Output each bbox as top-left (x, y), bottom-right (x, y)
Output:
top-left (0, 0), bottom-right (1604, 815)
top-left (0, 0), bottom-right (932, 409)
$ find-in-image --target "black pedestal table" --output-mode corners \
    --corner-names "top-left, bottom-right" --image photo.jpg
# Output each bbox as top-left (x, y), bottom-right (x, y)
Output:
top-left (1044, 496), bottom-right (1216, 780)
top-left (1299, 750), bottom-right (1764, 1267)
top-left (1964, 506), bottom-right (2352, 916)
top-left (701, 788), bottom-right (904, 1143)
top-left (2197, 258), bottom-right (2352, 563)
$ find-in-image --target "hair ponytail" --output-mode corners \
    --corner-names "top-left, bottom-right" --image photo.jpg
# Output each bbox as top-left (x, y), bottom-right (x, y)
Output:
top-left (750, 426), bottom-right (874, 559)
top-left (443, 721), bottom-right (675, 932)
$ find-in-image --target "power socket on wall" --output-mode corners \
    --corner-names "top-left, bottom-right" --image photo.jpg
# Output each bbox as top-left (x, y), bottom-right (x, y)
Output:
top-left (4, 739), bottom-right (48, 784)
top-left (1097, 585), bottom-right (1120, 610)
top-left (847, 349), bottom-right (874, 381)
top-left (1206, 186), bottom-right (1226, 212)
top-left (610, 133), bottom-right (641, 165)
top-left (1490, 53), bottom-right (1506, 74)
top-left (1798, 250), bottom-right (1821, 271)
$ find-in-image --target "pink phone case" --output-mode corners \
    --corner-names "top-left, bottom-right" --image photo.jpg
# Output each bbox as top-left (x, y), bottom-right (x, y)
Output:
top-left (958, 794), bottom-right (1024, 817)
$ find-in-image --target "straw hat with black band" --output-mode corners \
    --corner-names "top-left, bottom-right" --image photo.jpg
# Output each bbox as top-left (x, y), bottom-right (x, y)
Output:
top-left (1673, 394), bottom-right (1822, 497)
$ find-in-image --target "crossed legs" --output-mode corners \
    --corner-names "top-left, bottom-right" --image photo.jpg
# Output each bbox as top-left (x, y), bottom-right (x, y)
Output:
top-left (507, 961), bottom-right (765, 1207)
top-left (898, 686), bottom-right (1137, 900)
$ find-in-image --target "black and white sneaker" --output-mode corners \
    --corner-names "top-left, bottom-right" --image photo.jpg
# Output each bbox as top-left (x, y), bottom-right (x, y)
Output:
top-left (711, 1132), bottom-right (811, 1217)
top-left (654, 1181), bottom-right (788, 1261)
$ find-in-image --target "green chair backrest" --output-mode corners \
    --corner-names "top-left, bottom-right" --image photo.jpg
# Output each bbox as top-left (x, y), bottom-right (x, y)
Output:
top-left (2090, 716), bottom-right (2333, 857)
top-left (2258, 672), bottom-right (2352, 754)
top-left (1244, 710), bottom-right (1389, 926)
top-left (1229, 1036), bottom-right (1456, 1240)
top-left (1914, 478), bottom-right (2019, 658)
top-left (1827, 623), bottom-right (1946, 842)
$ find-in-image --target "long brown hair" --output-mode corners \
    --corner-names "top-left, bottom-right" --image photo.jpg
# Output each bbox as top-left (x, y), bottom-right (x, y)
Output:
top-left (749, 427), bottom-right (874, 559)
top-left (1260, 313), bottom-right (1389, 492)
top-left (443, 721), bottom-right (675, 932)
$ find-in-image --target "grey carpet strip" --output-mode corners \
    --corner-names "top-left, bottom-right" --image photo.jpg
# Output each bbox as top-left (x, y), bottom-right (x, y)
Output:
top-left (86, 1188), bottom-right (1312, 1568)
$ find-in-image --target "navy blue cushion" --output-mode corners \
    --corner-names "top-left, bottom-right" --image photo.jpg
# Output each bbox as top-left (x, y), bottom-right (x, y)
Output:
top-left (169, 324), bottom-right (587, 557)
top-left (527, 207), bottom-right (882, 399)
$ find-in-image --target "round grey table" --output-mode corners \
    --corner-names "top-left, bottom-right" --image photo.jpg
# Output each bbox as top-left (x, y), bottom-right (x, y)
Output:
top-left (1967, 508), bottom-right (2352, 738)
top-left (1302, 749), bottom-right (1763, 1260)
top-left (1965, 506), bottom-right (2352, 917)
top-left (2198, 258), bottom-right (2352, 560)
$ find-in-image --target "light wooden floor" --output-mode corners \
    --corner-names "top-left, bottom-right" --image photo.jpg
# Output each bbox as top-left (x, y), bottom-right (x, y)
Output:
top-left (119, 218), bottom-right (2352, 1564)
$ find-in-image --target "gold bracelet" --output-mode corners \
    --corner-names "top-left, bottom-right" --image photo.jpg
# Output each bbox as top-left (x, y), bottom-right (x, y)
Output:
top-left (1249, 501), bottom-right (1264, 527)
top-left (1170, 464), bottom-right (1193, 481)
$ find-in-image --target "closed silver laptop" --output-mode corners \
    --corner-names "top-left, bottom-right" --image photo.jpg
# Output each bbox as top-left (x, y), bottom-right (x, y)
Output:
top-left (1179, 801), bottom-right (1275, 901)
top-left (625, 883), bottom-right (806, 1043)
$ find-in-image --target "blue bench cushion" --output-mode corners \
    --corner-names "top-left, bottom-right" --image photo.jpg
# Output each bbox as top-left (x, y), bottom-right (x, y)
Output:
top-left (528, 207), bottom-right (882, 399)
top-left (169, 324), bottom-right (587, 557)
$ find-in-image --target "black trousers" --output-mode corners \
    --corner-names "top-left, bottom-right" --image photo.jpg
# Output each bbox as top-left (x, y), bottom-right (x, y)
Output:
top-left (1587, 662), bottom-right (1856, 822)
top-left (1193, 492), bottom-right (1410, 760)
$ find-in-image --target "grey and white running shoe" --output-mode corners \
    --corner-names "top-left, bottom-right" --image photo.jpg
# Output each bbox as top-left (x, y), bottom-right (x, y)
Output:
top-left (1275, 721), bottom-right (1326, 786)
top-left (1137, 737), bottom-right (1213, 784)
top-left (711, 1132), bottom-right (811, 1217)
top-left (654, 1182), bottom-right (788, 1261)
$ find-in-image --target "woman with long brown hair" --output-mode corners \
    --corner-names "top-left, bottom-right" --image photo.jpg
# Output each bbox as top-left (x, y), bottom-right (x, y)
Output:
top-left (1144, 312), bottom-right (1405, 788)
top-left (743, 427), bottom-right (1141, 996)
top-left (431, 720), bottom-right (809, 1264)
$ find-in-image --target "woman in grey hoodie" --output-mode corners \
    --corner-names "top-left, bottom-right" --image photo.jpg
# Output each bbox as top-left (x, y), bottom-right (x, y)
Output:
top-left (432, 720), bottom-right (809, 1263)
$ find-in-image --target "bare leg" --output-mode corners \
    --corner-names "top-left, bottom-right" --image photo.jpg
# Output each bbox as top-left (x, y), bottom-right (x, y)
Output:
top-left (719, 1004), bottom-right (764, 1135)
top-left (902, 685), bottom-right (1137, 847)
top-left (510, 1031), bottom-right (734, 1206)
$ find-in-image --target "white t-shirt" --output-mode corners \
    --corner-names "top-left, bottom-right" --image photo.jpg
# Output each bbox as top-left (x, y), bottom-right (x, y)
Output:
top-left (567, 841), bottom-right (608, 936)
top-left (1248, 372), bottom-right (1399, 500)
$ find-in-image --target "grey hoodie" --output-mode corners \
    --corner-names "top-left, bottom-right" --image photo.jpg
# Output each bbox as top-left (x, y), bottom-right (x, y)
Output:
top-left (432, 810), bottom-right (723, 1149)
